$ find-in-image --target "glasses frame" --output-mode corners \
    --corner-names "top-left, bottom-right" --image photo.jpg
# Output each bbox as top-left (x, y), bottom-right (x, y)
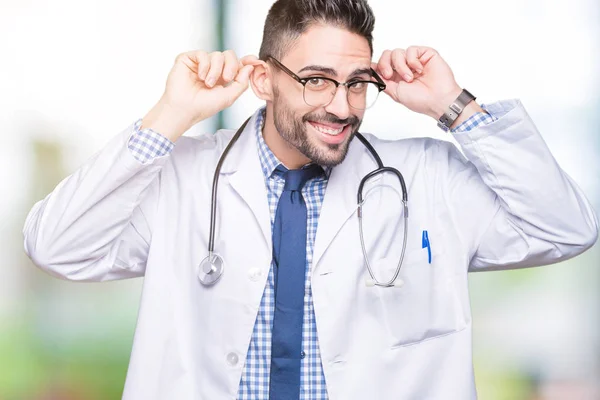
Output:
top-left (266, 56), bottom-right (386, 110)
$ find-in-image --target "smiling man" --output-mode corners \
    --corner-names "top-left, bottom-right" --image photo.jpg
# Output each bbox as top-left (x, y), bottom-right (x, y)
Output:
top-left (23, 0), bottom-right (599, 399)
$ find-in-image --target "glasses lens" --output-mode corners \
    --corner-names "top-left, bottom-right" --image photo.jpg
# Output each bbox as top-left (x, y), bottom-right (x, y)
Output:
top-left (347, 82), bottom-right (380, 110)
top-left (303, 78), bottom-right (337, 107)
top-left (302, 79), bottom-right (381, 110)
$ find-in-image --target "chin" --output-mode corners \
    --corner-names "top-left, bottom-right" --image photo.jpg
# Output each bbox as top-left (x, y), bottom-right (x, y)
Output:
top-left (306, 137), bottom-right (352, 167)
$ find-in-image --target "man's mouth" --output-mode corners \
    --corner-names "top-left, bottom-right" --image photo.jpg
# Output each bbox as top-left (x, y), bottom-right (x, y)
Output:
top-left (309, 121), bottom-right (346, 135)
top-left (307, 121), bottom-right (350, 145)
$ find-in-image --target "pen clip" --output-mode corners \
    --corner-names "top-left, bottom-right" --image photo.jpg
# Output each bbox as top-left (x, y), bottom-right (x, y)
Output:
top-left (422, 230), bottom-right (432, 264)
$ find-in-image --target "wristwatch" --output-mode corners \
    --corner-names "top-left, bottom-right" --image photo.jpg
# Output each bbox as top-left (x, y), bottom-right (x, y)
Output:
top-left (437, 89), bottom-right (476, 131)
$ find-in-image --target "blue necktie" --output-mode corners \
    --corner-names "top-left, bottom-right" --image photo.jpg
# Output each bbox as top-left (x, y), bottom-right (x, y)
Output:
top-left (269, 164), bottom-right (323, 400)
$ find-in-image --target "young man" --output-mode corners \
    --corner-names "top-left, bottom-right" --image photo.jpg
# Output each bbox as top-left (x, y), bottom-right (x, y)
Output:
top-left (23, 0), bottom-right (598, 398)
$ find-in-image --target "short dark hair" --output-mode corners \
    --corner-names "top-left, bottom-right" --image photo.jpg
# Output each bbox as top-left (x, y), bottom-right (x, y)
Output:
top-left (258, 0), bottom-right (375, 61)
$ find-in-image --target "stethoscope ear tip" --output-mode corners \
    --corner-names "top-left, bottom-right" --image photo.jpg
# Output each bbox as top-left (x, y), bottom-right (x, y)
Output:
top-left (394, 279), bottom-right (405, 288)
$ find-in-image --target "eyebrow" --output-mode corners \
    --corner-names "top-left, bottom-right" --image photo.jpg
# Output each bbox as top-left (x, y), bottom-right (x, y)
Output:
top-left (348, 68), bottom-right (373, 79)
top-left (297, 65), bottom-right (372, 79)
top-left (297, 65), bottom-right (337, 75)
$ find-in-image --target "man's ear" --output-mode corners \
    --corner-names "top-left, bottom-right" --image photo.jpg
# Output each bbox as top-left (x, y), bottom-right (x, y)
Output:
top-left (249, 60), bottom-right (274, 101)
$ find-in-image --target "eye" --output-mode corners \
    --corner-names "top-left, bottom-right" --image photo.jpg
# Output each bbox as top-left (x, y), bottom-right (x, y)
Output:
top-left (349, 81), bottom-right (367, 92)
top-left (306, 78), bottom-right (328, 88)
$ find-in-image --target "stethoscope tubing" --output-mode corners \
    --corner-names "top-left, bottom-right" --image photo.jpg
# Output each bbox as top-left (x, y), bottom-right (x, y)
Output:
top-left (208, 117), bottom-right (252, 255)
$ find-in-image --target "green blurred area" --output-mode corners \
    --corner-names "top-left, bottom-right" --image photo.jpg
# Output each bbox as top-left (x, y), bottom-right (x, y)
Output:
top-left (0, 317), bottom-right (133, 400)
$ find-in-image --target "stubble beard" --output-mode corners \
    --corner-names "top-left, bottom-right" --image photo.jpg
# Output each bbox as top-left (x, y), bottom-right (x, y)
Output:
top-left (272, 86), bottom-right (362, 168)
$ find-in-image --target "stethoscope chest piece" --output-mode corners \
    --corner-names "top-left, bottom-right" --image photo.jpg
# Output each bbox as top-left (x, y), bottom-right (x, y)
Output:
top-left (198, 253), bottom-right (225, 286)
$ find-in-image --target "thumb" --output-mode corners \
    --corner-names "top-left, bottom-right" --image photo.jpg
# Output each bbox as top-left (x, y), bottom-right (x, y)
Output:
top-left (240, 54), bottom-right (261, 67)
top-left (228, 64), bottom-right (255, 95)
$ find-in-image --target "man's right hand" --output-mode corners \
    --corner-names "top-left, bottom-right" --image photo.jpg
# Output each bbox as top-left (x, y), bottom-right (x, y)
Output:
top-left (142, 50), bottom-right (260, 142)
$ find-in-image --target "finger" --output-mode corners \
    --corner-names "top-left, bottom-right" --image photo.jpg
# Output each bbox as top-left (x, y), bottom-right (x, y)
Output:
top-left (222, 50), bottom-right (238, 82)
top-left (206, 52), bottom-right (225, 87)
top-left (371, 61), bottom-right (392, 84)
top-left (418, 47), bottom-right (438, 65)
top-left (226, 65), bottom-right (255, 98)
top-left (377, 50), bottom-right (393, 79)
top-left (195, 51), bottom-right (210, 80)
top-left (391, 49), bottom-right (414, 82)
top-left (177, 51), bottom-right (209, 79)
top-left (235, 64), bottom-right (254, 87)
top-left (405, 46), bottom-right (424, 74)
top-left (240, 54), bottom-right (261, 66)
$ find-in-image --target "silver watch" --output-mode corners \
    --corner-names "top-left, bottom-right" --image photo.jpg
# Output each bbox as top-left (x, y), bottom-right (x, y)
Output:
top-left (437, 89), bottom-right (476, 131)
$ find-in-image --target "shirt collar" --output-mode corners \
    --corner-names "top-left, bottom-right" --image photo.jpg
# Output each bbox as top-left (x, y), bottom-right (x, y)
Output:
top-left (255, 107), bottom-right (281, 180)
top-left (254, 107), bottom-right (331, 181)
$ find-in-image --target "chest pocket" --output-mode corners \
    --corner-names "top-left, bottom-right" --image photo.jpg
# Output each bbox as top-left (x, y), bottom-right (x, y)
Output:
top-left (374, 230), bottom-right (467, 349)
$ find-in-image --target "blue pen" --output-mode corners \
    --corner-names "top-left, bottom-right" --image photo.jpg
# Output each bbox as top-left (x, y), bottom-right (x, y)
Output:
top-left (422, 230), bottom-right (431, 264)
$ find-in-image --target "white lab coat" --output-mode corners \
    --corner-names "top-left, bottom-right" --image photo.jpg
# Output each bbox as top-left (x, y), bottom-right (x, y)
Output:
top-left (23, 99), bottom-right (598, 399)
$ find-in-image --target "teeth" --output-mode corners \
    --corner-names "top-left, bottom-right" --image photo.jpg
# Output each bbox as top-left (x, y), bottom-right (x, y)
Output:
top-left (311, 123), bottom-right (344, 136)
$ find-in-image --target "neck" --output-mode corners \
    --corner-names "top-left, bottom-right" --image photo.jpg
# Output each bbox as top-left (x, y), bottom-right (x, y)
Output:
top-left (262, 105), bottom-right (311, 170)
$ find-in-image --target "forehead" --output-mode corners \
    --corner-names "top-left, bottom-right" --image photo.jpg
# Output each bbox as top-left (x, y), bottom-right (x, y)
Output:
top-left (281, 24), bottom-right (372, 77)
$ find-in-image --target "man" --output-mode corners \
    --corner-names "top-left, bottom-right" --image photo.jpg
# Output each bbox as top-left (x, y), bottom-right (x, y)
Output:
top-left (23, 0), bottom-right (598, 398)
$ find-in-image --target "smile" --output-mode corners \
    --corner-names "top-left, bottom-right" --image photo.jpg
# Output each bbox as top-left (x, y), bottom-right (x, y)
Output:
top-left (307, 121), bottom-right (350, 145)
top-left (310, 122), bottom-right (345, 136)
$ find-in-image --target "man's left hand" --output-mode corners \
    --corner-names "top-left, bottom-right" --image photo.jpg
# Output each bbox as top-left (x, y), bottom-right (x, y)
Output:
top-left (372, 46), bottom-right (465, 121)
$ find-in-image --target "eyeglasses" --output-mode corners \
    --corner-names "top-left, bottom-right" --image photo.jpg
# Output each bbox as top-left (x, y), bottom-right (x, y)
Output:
top-left (266, 56), bottom-right (386, 110)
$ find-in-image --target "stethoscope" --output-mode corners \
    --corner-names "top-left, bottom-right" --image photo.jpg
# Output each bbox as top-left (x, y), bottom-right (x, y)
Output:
top-left (198, 116), bottom-right (409, 288)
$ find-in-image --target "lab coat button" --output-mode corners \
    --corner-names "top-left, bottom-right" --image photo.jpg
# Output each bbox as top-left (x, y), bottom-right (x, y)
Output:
top-left (248, 268), bottom-right (262, 281)
top-left (226, 352), bottom-right (239, 366)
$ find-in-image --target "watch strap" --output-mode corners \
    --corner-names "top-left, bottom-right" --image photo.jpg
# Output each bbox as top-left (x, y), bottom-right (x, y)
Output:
top-left (437, 89), bottom-right (476, 131)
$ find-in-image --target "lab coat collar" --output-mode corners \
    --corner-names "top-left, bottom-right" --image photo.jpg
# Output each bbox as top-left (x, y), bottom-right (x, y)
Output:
top-left (219, 109), bottom-right (272, 253)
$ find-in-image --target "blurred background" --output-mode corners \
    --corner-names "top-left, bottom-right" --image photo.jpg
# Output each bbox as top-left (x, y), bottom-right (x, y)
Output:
top-left (1, 0), bottom-right (599, 398)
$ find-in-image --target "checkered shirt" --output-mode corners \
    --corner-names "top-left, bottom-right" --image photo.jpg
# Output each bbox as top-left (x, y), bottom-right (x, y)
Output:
top-left (127, 106), bottom-right (497, 399)
top-left (129, 119), bottom-right (174, 163)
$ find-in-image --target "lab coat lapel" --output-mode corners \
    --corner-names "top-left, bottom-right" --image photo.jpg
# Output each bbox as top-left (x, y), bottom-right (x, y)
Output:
top-left (221, 115), bottom-right (272, 253)
top-left (312, 136), bottom-right (373, 271)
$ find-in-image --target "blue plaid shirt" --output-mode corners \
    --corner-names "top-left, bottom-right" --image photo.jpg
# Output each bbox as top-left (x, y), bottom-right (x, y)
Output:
top-left (128, 106), bottom-right (497, 399)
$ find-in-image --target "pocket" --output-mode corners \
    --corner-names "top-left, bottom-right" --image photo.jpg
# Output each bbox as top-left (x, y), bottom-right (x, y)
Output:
top-left (374, 240), bottom-right (466, 348)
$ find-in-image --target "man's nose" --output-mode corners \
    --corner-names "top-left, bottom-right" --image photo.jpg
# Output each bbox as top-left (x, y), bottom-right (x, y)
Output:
top-left (324, 85), bottom-right (351, 120)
